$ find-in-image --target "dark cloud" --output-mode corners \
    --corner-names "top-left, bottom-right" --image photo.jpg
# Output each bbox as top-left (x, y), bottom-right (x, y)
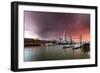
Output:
top-left (24, 11), bottom-right (90, 41)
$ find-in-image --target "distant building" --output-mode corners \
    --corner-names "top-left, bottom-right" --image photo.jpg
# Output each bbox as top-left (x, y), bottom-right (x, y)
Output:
top-left (24, 38), bottom-right (56, 46)
top-left (24, 38), bottom-right (41, 46)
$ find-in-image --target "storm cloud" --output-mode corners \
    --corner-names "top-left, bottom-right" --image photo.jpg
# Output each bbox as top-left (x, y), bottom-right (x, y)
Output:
top-left (24, 11), bottom-right (90, 41)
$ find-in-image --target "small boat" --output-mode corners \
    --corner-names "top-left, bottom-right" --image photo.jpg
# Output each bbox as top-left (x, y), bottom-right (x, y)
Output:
top-left (62, 45), bottom-right (74, 49)
top-left (45, 43), bottom-right (54, 46)
top-left (73, 44), bottom-right (82, 49)
top-left (73, 46), bottom-right (81, 49)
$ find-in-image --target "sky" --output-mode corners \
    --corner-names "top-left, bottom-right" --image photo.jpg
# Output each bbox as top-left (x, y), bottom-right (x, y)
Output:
top-left (24, 11), bottom-right (90, 42)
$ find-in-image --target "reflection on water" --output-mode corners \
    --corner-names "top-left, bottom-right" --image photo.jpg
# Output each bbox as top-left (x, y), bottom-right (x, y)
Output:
top-left (24, 45), bottom-right (90, 62)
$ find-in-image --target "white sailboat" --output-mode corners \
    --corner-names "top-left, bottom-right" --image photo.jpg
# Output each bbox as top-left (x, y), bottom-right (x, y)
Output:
top-left (62, 31), bottom-right (73, 48)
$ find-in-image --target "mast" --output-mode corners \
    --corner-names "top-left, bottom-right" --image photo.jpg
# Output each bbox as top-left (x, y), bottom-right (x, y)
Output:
top-left (63, 31), bottom-right (67, 43)
top-left (70, 35), bottom-right (73, 45)
top-left (80, 35), bottom-right (82, 47)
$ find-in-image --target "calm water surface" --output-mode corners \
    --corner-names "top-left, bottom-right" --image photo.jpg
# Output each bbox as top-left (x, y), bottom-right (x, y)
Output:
top-left (24, 45), bottom-right (90, 62)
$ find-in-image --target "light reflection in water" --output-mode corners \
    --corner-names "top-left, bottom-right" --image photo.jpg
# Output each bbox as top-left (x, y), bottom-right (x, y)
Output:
top-left (24, 45), bottom-right (90, 62)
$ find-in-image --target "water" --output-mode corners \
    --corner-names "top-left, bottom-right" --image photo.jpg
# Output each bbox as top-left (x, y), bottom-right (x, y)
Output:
top-left (24, 45), bottom-right (90, 62)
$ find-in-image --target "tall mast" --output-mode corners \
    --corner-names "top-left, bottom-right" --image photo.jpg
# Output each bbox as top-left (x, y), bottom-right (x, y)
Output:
top-left (70, 35), bottom-right (73, 44)
top-left (65, 31), bottom-right (66, 41)
top-left (63, 31), bottom-right (67, 43)
top-left (80, 35), bottom-right (82, 46)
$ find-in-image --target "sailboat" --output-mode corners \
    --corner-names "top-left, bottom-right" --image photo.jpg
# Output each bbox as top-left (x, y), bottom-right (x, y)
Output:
top-left (62, 32), bottom-right (83, 49)
top-left (62, 31), bottom-right (73, 48)
top-left (72, 35), bottom-right (82, 49)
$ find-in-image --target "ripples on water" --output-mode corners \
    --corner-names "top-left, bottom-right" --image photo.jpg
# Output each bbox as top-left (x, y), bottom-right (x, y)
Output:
top-left (24, 45), bottom-right (90, 62)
